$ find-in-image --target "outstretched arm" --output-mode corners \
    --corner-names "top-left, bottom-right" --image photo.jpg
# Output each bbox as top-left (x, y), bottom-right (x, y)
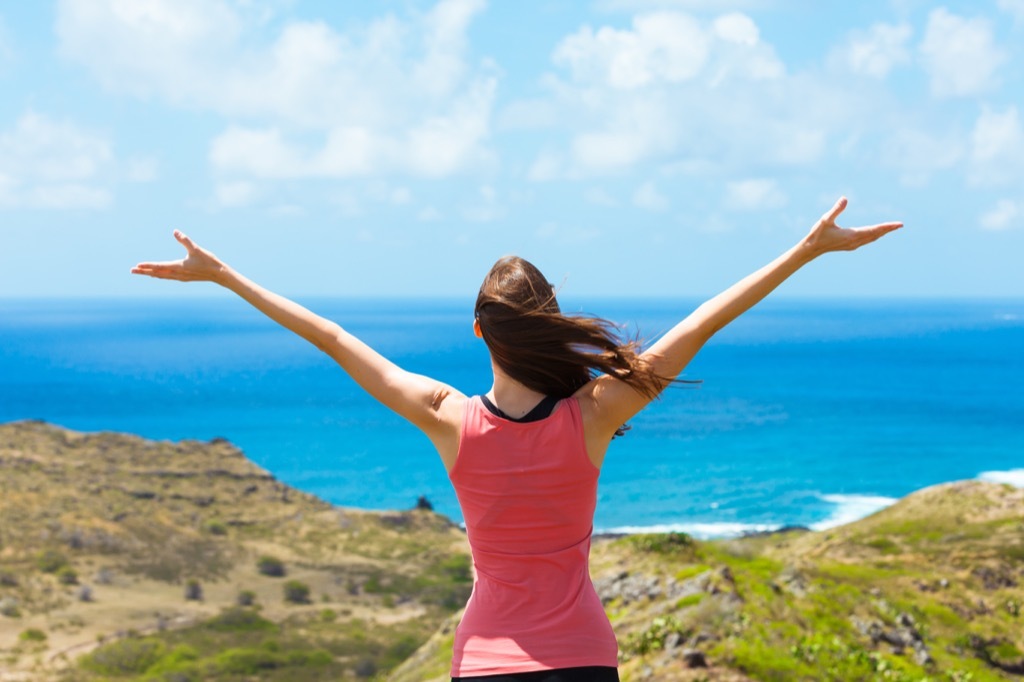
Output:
top-left (131, 232), bottom-right (464, 455)
top-left (580, 197), bottom-right (902, 453)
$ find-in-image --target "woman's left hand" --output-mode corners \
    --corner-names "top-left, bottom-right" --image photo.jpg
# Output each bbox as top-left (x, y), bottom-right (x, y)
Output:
top-left (802, 197), bottom-right (903, 257)
top-left (131, 230), bottom-right (228, 283)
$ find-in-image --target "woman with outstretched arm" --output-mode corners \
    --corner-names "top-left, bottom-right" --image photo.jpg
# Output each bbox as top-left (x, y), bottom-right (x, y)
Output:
top-left (132, 197), bottom-right (901, 681)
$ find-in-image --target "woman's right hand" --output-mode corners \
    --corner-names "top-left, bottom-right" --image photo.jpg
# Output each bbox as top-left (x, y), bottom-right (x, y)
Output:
top-left (131, 230), bottom-right (228, 283)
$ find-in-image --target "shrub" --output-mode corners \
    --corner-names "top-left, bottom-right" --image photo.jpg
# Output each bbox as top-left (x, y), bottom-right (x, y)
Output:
top-left (0, 572), bottom-right (18, 587)
top-left (184, 579), bottom-right (203, 601)
top-left (627, 532), bottom-right (695, 555)
top-left (204, 607), bottom-right (275, 632)
top-left (77, 585), bottom-right (93, 602)
top-left (205, 520), bottom-right (228, 536)
top-left (236, 590), bottom-right (257, 607)
top-left (36, 549), bottom-right (69, 573)
top-left (82, 638), bottom-right (165, 675)
top-left (57, 565), bottom-right (79, 585)
top-left (19, 628), bottom-right (47, 643)
top-left (283, 580), bottom-right (311, 604)
top-left (257, 556), bottom-right (286, 577)
top-left (354, 658), bottom-right (377, 678)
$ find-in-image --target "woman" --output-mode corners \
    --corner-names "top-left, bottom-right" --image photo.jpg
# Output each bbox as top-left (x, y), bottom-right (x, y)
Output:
top-left (132, 197), bottom-right (901, 681)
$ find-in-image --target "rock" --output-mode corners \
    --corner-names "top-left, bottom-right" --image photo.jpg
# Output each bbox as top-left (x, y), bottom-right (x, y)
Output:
top-left (594, 571), bottom-right (663, 605)
top-left (972, 565), bottom-right (1017, 590)
top-left (664, 631), bottom-right (683, 651)
top-left (681, 648), bottom-right (708, 668)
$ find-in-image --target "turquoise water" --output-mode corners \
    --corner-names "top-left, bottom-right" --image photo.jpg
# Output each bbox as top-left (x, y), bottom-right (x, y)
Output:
top-left (2, 297), bottom-right (1022, 535)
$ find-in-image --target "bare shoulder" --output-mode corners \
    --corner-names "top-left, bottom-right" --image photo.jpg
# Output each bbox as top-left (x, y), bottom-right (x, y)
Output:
top-left (426, 387), bottom-right (468, 472)
top-left (431, 386), bottom-right (469, 427)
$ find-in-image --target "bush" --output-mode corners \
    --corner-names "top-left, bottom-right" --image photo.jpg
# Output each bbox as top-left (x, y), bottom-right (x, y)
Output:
top-left (184, 579), bottom-right (203, 601)
top-left (19, 628), bottom-right (47, 642)
top-left (236, 590), bottom-right (257, 607)
top-left (205, 520), bottom-right (228, 536)
top-left (82, 638), bottom-right (165, 675)
top-left (36, 549), bottom-right (69, 573)
top-left (257, 555), bottom-right (286, 577)
top-left (283, 580), bottom-right (311, 604)
top-left (204, 607), bottom-right (275, 633)
top-left (626, 532), bottom-right (695, 555)
top-left (0, 572), bottom-right (18, 587)
top-left (57, 565), bottom-right (79, 585)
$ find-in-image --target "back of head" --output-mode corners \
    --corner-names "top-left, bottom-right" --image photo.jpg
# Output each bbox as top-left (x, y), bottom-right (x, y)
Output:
top-left (474, 256), bottom-right (663, 401)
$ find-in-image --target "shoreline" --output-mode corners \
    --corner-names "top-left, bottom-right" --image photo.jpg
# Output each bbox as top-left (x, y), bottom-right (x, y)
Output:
top-left (6, 418), bottom-right (1022, 542)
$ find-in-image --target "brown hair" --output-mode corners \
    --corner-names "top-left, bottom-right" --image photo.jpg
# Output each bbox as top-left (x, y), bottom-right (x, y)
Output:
top-left (474, 256), bottom-right (669, 405)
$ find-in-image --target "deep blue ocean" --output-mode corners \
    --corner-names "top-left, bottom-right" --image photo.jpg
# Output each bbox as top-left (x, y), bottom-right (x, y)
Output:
top-left (2, 297), bottom-right (1022, 536)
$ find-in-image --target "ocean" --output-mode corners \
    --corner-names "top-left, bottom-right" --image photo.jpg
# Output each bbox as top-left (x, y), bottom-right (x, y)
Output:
top-left (2, 297), bottom-right (1022, 537)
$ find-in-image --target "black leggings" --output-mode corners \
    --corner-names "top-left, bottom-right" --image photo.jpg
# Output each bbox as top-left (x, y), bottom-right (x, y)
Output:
top-left (453, 667), bottom-right (620, 682)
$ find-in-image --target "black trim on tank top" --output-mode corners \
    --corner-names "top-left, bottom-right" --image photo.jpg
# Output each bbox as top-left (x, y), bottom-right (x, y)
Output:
top-left (480, 394), bottom-right (560, 423)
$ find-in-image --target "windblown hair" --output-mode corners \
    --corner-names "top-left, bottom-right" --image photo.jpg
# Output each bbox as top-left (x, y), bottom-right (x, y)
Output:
top-left (474, 256), bottom-right (669, 404)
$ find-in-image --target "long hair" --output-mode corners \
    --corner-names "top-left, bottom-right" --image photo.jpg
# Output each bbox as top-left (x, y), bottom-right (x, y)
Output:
top-left (474, 256), bottom-right (669, 405)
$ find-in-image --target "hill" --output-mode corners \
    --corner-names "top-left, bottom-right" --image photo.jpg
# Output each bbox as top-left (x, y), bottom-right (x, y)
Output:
top-left (2, 421), bottom-right (1022, 681)
top-left (0, 421), bottom-right (471, 681)
top-left (393, 484), bottom-right (1024, 681)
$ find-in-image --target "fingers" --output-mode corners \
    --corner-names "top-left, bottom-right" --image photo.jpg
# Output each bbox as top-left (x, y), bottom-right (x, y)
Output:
top-left (130, 262), bottom-right (190, 280)
top-left (822, 196), bottom-right (848, 224)
top-left (845, 222), bottom-right (904, 250)
top-left (173, 229), bottom-right (197, 253)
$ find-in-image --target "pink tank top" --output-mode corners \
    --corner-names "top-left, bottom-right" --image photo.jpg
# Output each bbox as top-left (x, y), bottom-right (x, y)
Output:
top-left (448, 396), bottom-right (618, 677)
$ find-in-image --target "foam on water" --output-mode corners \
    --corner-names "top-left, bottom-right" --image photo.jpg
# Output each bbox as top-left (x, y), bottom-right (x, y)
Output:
top-left (809, 493), bottom-right (899, 531)
top-left (597, 522), bottom-right (779, 539)
top-left (977, 469), bottom-right (1024, 487)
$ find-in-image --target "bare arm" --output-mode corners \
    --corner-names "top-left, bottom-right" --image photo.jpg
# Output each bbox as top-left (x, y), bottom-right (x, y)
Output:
top-left (579, 197), bottom-right (903, 455)
top-left (131, 232), bottom-right (464, 461)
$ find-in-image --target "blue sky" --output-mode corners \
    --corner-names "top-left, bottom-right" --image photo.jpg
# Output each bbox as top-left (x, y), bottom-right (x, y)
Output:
top-left (1, 0), bottom-right (1022, 299)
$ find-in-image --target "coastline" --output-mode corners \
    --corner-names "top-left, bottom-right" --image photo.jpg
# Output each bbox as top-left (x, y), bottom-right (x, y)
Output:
top-left (3, 420), bottom-right (1023, 682)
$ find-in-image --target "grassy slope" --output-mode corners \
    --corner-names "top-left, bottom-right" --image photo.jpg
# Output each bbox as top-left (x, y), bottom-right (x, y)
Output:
top-left (391, 482), bottom-right (1024, 682)
top-left (2, 421), bottom-right (1022, 681)
top-left (0, 421), bottom-right (471, 681)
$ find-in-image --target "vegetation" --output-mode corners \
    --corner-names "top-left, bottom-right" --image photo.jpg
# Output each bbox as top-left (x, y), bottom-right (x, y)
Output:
top-left (0, 421), bottom-right (472, 682)
top-left (3, 421), bottom-right (1022, 681)
top-left (282, 580), bottom-right (311, 604)
top-left (257, 555), bottom-right (286, 577)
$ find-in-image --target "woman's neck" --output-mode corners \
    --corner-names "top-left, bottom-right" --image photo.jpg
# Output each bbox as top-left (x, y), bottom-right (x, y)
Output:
top-left (487, 365), bottom-right (547, 420)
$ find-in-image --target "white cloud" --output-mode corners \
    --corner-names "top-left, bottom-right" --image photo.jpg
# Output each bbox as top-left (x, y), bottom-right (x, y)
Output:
top-left (997, 0), bottom-right (1024, 25)
top-left (583, 187), bottom-right (619, 207)
top-left (533, 10), bottom-right (849, 178)
top-left (880, 127), bottom-right (963, 187)
top-left (215, 180), bottom-right (257, 207)
top-left (833, 22), bottom-right (912, 78)
top-left (553, 10), bottom-right (781, 91)
top-left (0, 112), bottom-right (113, 209)
top-left (596, 0), bottom-right (771, 11)
top-left (979, 199), bottom-right (1021, 231)
top-left (462, 184), bottom-right (504, 222)
top-left (58, 0), bottom-right (496, 179)
top-left (969, 106), bottom-right (1024, 186)
top-left (554, 12), bottom-right (711, 89)
top-left (724, 178), bottom-right (787, 211)
top-left (632, 180), bottom-right (669, 211)
top-left (125, 156), bottom-right (159, 183)
top-left (417, 206), bottom-right (442, 222)
top-left (919, 9), bottom-right (1006, 97)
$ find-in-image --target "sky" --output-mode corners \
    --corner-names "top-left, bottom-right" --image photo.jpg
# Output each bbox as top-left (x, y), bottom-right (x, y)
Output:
top-left (1, 0), bottom-right (1022, 300)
